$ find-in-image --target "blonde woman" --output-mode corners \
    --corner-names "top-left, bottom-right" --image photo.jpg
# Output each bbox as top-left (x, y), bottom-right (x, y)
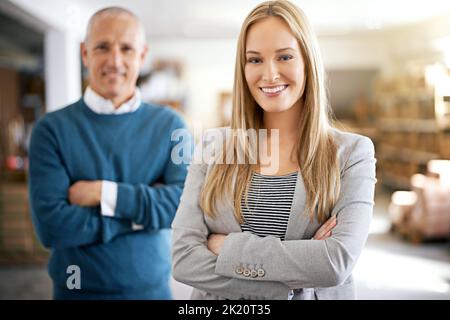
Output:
top-left (172, 0), bottom-right (376, 300)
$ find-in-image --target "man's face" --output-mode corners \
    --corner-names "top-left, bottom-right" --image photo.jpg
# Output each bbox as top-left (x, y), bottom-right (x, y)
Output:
top-left (81, 14), bottom-right (147, 103)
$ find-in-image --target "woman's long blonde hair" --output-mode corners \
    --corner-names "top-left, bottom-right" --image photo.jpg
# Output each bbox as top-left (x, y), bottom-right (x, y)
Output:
top-left (200, 0), bottom-right (340, 224)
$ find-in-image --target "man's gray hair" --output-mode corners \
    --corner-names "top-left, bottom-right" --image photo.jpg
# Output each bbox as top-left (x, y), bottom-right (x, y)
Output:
top-left (84, 7), bottom-right (146, 46)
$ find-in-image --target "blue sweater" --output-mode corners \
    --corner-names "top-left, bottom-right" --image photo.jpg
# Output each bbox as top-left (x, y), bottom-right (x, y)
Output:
top-left (28, 99), bottom-right (191, 299)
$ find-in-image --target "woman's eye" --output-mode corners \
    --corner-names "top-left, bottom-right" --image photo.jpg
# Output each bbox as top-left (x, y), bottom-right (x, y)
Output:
top-left (279, 55), bottom-right (293, 61)
top-left (247, 57), bottom-right (262, 64)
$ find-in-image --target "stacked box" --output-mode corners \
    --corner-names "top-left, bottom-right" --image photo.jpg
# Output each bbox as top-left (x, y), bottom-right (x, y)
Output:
top-left (410, 173), bottom-right (450, 241)
top-left (373, 72), bottom-right (449, 189)
top-left (440, 133), bottom-right (450, 158)
top-left (388, 191), bottom-right (417, 236)
top-left (0, 181), bottom-right (49, 264)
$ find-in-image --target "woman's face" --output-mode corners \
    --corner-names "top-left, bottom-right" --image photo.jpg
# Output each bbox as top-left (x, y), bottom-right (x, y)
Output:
top-left (244, 16), bottom-right (306, 114)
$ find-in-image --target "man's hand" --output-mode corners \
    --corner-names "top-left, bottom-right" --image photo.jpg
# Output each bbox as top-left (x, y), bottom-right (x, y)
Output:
top-left (68, 180), bottom-right (102, 207)
top-left (207, 234), bottom-right (227, 255)
top-left (313, 215), bottom-right (337, 240)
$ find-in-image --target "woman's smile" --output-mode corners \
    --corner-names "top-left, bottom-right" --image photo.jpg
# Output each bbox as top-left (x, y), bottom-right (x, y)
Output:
top-left (260, 84), bottom-right (289, 97)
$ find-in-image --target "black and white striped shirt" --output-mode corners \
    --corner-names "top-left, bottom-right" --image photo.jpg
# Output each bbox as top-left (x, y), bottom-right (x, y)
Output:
top-left (241, 171), bottom-right (298, 240)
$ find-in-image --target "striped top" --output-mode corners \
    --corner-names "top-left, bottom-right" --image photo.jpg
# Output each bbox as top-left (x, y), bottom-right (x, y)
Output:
top-left (241, 171), bottom-right (298, 241)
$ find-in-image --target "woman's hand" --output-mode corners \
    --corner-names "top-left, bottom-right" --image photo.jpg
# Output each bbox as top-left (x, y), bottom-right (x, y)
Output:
top-left (313, 215), bottom-right (337, 240)
top-left (207, 234), bottom-right (227, 255)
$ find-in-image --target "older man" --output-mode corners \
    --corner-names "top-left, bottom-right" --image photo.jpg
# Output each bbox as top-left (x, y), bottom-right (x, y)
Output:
top-left (28, 7), bottom-right (191, 299)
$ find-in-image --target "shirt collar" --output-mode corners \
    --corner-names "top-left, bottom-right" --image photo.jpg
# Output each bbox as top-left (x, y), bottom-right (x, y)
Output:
top-left (83, 86), bottom-right (141, 115)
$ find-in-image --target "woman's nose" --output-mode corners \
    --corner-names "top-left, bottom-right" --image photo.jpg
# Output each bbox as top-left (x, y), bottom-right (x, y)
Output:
top-left (262, 62), bottom-right (280, 82)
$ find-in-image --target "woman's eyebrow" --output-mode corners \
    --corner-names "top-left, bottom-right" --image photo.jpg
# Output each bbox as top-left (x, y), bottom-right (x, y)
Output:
top-left (246, 47), bottom-right (295, 55)
top-left (275, 47), bottom-right (295, 52)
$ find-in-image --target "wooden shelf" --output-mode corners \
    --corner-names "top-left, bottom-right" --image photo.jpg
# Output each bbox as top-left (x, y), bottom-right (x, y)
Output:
top-left (378, 118), bottom-right (438, 133)
top-left (0, 181), bottom-right (49, 264)
top-left (373, 72), bottom-right (449, 190)
top-left (379, 172), bottom-right (411, 189)
top-left (378, 143), bottom-right (440, 164)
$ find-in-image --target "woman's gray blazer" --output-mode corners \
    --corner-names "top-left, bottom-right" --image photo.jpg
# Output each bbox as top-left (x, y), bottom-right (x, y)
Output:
top-left (171, 127), bottom-right (377, 300)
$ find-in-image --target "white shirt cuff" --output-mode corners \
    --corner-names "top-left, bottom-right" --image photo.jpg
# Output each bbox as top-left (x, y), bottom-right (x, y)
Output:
top-left (100, 181), bottom-right (118, 217)
top-left (131, 223), bottom-right (144, 231)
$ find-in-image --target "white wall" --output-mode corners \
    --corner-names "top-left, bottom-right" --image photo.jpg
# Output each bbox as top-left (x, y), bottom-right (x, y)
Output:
top-left (320, 34), bottom-right (389, 70)
top-left (44, 30), bottom-right (82, 112)
top-left (147, 37), bottom-right (237, 128)
top-left (381, 15), bottom-right (450, 73)
top-left (7, 0), bottom-right (90, 35)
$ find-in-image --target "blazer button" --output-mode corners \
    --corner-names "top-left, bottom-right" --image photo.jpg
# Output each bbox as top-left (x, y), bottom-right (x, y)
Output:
top-left (250, 269), bottom-right (258, 278)
top-left (243, 268), bottom-right (251, 277)
top-left (257, 268), bottom-right (266, 277)
top-left (235, 266), bottom-right (243, 275)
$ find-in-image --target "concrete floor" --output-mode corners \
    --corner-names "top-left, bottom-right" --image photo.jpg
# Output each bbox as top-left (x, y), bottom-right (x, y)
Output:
top-left (1, 191), bottom-right (449, 300)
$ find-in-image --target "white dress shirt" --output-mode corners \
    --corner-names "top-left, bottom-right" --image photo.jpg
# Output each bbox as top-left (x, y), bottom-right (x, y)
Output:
top-left (83, 87), bottom-right (144, 230)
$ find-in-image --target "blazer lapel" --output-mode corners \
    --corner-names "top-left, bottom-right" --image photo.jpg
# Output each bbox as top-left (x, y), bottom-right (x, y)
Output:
top-left (204, 196), bottom-right (242, 234)
top-left (219, 203), bottom-right (242, 233)
top-left (207, 170), bottom-right (242, 234)
top-left (285, 171), bottom-right (311, 240)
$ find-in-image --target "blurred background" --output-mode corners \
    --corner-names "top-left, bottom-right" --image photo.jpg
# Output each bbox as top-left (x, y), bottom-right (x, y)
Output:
top-left (0, 0), bottom-right (449, 300)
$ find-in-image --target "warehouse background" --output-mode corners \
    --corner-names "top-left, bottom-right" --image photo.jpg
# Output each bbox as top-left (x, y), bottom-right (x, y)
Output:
top-left (0, 0), bottom-right (449, 299)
